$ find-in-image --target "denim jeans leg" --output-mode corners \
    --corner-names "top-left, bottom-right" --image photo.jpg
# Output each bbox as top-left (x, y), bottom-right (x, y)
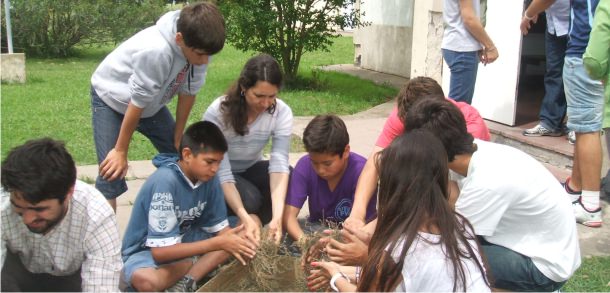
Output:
top-left (137, 106), bottom-right (177, 154)
top-left (481, 240), bottom-right (564, 291)
top-left (91, 87), bottom-right (128, 199)
top-left (442, 49), bottom-right (479, 104)
top-left (538, 32), bottom-right (568, 132)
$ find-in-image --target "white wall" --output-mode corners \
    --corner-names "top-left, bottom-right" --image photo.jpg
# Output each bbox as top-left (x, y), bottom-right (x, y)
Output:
top-left (354, 0), bottom-right (415, 77)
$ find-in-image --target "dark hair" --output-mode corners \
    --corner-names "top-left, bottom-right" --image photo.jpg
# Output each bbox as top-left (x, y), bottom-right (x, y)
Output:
top-left (302, 114), bottom-right (349, 156)
top-left (221, 54), bottom-right (283, 136)
top-left (358, 130), bottom-right (489, 292)
top-left (1, 138), bottom-right (76, 204)
top-left (404, 98), bottom-right (476, 162)
top-left (396, 76), bottom-right (445, 123)
top-left (179, 121), bottom-right (228, 159)
top-left (177, 2), bottom-right (226, 54)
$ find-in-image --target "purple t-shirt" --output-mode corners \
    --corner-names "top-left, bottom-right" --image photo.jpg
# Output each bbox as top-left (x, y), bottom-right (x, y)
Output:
top-left (286, 152), bottom-right (377, 223)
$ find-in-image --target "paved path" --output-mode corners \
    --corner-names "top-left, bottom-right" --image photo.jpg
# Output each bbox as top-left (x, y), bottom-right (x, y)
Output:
top-left (77, 66), bottom-right (609, 257)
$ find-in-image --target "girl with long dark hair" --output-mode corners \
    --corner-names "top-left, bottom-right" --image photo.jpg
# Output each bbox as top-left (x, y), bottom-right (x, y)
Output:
top-left (311, 130), bottom-right (490, 292)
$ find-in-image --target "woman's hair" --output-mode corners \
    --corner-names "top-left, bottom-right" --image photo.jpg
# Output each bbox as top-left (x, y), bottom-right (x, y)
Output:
top-left (357, 130), bottom-right (489, 292)
top-left (221, 53), bottom-right (283, 136)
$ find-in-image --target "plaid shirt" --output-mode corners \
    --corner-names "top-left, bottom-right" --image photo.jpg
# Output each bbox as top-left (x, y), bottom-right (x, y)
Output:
top-left (1, 180), bottom-right (122, 292)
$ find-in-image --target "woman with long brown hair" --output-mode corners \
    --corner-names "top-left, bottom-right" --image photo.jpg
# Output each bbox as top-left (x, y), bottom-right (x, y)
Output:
top-left (311, 130), bottom-right (490, 292)
top-left (203, 54), bottom-right (293, 244)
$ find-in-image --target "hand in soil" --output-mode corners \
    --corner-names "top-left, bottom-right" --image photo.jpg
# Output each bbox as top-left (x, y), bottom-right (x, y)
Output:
top-left (325, 227), bottom-right (368, 266)
top-left (307, 261), bottom-right (336, 291)
top-left (220, 224), bottom-right (257, 265)
top-left (267, 218), bottom-right (283, 244)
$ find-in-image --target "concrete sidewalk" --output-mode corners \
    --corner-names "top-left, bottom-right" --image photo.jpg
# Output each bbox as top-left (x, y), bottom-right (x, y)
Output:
top-left (77, 66), bottom-right (609, 257)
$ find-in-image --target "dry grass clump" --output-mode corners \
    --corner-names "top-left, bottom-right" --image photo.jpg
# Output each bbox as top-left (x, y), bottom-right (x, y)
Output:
top-left (198, 223), bottom-right (343, 292)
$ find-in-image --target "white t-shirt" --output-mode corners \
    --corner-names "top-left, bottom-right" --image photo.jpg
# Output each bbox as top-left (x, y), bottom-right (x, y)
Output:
top-left (451, 139), bottom-right (581, 282)
top-left (442, 0), bottom-right (483, 52)
top-left (390, 230), bottom-right (490, 292)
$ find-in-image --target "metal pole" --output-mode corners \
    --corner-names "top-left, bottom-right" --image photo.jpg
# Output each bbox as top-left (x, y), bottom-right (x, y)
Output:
top-left (4, 0), bottom-right (14, 53)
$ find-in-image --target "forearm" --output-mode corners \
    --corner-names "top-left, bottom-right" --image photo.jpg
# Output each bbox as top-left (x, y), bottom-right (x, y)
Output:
top-left (457, 0), bottom-right (494, 49)
top-left (221, 182), bottom-right (250, 219)
top-left (524, 0), bottom-right (557, 18)
top-left (115, 102), bottom-right (143, 152)
top-left (151, 238), bottom-right (223, 264)
top-left (174, 94), bottom-right (196, 148)
top-left (270, 172), bottom-right (289, 220)
top-left (283, 206), bottom-right (304, 241)
top-left (351, 150), bottom-right (381, 221)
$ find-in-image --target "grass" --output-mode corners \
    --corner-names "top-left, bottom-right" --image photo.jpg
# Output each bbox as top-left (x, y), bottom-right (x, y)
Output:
top-left (563, 256), bottom-right (610, 292)
top-left (1, 36), bottom-right (397, 165)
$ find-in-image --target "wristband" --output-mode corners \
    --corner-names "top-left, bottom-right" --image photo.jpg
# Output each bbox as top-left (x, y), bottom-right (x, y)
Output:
top-left (524, 11), bottom-right (535, 21)
top-left (330, 271), bottom-right (350, 292)
top-left (355, 266), bottom-right (361, 283)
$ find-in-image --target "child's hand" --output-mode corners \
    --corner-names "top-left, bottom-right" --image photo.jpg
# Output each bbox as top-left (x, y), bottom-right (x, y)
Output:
top-left (307, 261), bottom-right (338, 291)
top-left (301, 236), bottom-right (330, 269)
top-left (221, 225), bottom-right (257, 265)
top-left (267, 217), bottom-right (283, 244)
top-left (100, 148), bottom-right (128, 181)
top-left (325, 228), bottom-right (368, 266)
top-left (343, 216), bottom-right (365, 231)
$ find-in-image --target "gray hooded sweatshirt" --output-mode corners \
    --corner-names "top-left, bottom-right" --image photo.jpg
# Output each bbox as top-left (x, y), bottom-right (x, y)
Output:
top-left (91, 10), bottom-right (207, 118)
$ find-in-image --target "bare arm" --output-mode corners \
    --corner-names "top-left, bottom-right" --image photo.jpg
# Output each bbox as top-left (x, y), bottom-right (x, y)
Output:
top-left (459, 0), bottom-right (498, 64)
top-left (268, 172), bottom-right (290, 243)
top-left (283, 205), bottom-right (304, 241)
top-left (150, 226), bottom-right (256, 265)
top-left (345, 146), bottom-right (383, 227)
top-left (521, 0), bottom-right (558, 35)
top-left (100, 102), bottom-right (143, 181)
top-left (221, 182), bottom-right (261, 245)
top-left (173, 94), bottom-right (196, 150)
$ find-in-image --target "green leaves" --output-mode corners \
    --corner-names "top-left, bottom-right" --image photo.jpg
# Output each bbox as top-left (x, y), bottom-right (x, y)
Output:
top-left (3, 0), bottom-right (166, 57)
top-left (218, 0), bottom-right (364, 82)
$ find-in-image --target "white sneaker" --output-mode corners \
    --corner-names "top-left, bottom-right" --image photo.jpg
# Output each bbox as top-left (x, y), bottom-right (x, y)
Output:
top-left (567, 131), bottom-right (576, 145)
top-left (573, 199), bottom-right (602, 227)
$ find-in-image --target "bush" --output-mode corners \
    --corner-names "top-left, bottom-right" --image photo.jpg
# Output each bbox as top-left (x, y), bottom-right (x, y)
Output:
top-left (218, 0), bottom-right (365, 83)
top-left (2, 0), bottom-right (166, 57)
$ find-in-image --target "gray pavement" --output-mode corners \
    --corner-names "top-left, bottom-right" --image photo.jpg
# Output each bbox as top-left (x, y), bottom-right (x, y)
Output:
top-left (77, 65), bottom-right (609, 257)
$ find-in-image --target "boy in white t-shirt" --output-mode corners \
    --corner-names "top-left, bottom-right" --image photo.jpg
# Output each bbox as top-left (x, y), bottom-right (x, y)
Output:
top-left (404, 98), bottom-right (581, 291)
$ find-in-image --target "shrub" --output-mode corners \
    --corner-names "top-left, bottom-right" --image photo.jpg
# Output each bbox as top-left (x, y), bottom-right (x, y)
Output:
top-left (218, 0), bottom-right (366, 83)
top-left (2, 0), bottom-right (165, 57)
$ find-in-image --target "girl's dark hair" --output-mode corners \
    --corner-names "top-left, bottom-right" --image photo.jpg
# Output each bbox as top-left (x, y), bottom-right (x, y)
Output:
top-left (357, 130), bottom-right (489, 292)
top-left (221, 54), bottom-right (283, 136)
top-left (1, 138), bottom-right (76, 204)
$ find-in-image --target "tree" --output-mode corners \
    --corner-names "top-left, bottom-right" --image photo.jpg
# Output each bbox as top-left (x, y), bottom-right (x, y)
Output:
top-left (218, 0), bottom-right (364, 83)
top-left (3, 0), bottom-right (165, 57)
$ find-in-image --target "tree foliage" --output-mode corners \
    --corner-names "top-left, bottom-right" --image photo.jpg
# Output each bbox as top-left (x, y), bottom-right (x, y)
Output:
top-left (218, 0), bottom-right (364, 82)
top-left (2, 0), bottom-right (166, 57)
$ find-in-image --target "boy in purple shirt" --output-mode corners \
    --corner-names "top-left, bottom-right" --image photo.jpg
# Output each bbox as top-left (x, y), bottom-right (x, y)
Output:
top-left (283, 115), bottom-right (377, 241)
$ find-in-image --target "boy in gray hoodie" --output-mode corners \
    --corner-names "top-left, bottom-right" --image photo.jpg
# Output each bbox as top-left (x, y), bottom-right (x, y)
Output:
top-left (121, 121), bottom-right (259, 292)
top-left (90, 2), bottom-right (225, 211)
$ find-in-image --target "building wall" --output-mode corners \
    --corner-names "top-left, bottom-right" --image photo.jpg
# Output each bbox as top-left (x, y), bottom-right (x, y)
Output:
top-left (353, 0), bottom-right (415, 77)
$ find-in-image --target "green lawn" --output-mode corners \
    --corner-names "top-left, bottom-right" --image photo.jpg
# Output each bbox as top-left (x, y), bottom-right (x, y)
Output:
top-left (563, 256), bottom-right (610, 292)
top-left (1, 36), bottom-right (397, 164)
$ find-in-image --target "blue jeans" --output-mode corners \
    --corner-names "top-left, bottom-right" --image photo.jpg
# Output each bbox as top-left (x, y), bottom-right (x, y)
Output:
top-left (442, 49), bottom-right (479, 104)
top-left (539, 32), bottom-right (568, 132)
top-left (479, 238), bottom-right (565, 291)
top-left (91, 87), bottom-right (177, 199)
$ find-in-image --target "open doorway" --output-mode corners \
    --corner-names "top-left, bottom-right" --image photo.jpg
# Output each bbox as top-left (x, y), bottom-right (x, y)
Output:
top-left (516, 13), bottom-right (547, 126)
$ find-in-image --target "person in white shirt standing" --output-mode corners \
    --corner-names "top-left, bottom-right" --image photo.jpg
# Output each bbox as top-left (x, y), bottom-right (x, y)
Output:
top-left (404, 98), bottom-right (581, 291)
top-left (1, 138), bottom-right (122, 292)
